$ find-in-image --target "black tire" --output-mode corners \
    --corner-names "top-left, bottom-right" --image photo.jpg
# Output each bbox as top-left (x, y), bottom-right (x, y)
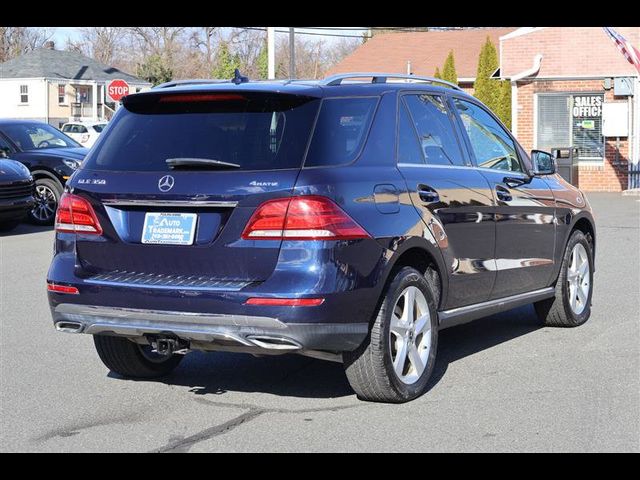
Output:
top-left (29, 178), bottom-right (62, 225)
top-left (343, 266), bottom-right (439, 403)
top-left (93, 335), bottom-right (183, 379)
top-left (535, 230), bottom-right (594, 327)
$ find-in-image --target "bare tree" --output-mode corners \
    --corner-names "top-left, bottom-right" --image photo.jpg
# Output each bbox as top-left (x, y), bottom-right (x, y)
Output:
top-left (0, 27), bottom-right (53, 62)
top-left (321, 37), bottom-right (362, 74)
top-left (65, 27), bottom-right (124, 66)
top-left (189, 27), bottom-right (218, 74)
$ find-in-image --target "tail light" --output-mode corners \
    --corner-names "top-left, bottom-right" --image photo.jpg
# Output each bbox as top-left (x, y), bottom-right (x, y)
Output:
top-left (241, 196), bottom-right (370, 241)
top-left (245, 298), bottom-right (325, 307)
top-left (47, 283), bottom-right (79, 294)
top-left (55, 193), bottom-right (103, 235)
top-left (158, 93), bottom-right (246, 103)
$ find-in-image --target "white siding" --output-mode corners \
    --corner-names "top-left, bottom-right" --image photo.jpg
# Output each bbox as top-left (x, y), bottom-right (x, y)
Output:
top-left (0, 79), bottom-right (48, 120)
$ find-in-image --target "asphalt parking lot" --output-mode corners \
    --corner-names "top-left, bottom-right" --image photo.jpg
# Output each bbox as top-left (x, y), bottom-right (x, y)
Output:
top-left (1, 193), bottom-right (638, 452)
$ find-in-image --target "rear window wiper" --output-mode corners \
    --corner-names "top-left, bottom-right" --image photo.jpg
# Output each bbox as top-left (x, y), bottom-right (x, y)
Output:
top-left (166, 158), bottom-right (241, 169)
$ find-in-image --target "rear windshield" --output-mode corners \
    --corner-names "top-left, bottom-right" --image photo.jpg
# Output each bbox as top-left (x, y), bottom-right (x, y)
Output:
top-left (83, 92), bottom-right (321, 172)
top-left (92, 124), bottom-right (106, 133)
top-left (82, 92), bottom-right (379, 172)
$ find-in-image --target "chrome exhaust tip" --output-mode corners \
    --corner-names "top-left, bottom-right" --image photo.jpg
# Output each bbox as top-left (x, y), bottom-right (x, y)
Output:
top-left (55, 321), bottom-right (84, 333)
top-left (247, 335), bottom-right (302, 351)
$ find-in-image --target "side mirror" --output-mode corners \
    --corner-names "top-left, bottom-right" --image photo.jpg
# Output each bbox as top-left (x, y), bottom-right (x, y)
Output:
top-left (531, 150), bottom-right (556, 176)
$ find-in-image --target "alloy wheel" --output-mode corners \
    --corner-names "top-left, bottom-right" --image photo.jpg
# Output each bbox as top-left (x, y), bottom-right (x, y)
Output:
top-left (567, 243), bottom-right (590, 315)
top-left (32, 184), bottom-right (57, 222)
top-left (389, 286), bottom-right (432, 385)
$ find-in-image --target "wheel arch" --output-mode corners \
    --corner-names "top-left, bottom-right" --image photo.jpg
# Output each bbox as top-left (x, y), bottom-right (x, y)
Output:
top-left (380, 238), bottom-right (447, 310)
top-left (31, 168), bottom-right (64, 189)
top-left (572, 216), bottom-right (595, 252)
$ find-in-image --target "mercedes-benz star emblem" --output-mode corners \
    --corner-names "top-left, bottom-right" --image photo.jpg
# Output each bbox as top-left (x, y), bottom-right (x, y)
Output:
top-left (158, 175), bottom-right (175, 192)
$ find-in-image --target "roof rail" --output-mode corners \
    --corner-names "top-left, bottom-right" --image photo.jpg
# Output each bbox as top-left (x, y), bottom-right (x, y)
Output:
top-left (152, 79), bottom-right (232, 89)
top-left (154, 70), bottom-right (250, 89)
top-left (321, 72), bottom-right (463, 91)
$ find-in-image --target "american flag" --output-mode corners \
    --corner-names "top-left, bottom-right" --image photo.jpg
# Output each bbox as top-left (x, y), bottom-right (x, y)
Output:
top-left (603, 27), bottom-right (640, 75)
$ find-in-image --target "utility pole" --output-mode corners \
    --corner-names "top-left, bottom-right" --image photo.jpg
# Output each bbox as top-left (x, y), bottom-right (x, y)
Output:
top-left (289, 27), bottom-right (295, 79)
top-left (267, 27), bottom-right (275, 80)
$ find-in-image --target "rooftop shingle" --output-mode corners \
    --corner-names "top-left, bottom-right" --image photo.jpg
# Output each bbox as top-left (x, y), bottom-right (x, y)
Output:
top-left (0, 48), bottom-right (150, 84)
top-left (326, 28), bottom-right (515, 81)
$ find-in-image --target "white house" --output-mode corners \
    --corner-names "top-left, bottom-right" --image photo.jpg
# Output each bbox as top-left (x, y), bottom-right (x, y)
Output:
top-left (0, 41), bottom-right (151, 128)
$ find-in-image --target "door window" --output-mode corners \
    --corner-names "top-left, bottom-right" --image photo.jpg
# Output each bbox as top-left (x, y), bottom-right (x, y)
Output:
top-left (403, 94), bottom-right (465, 166)
top-left (453, 98), bottom-right (522, 173)
top-left (0, 136), bottom-right (13, 157)
top-left (397, 101), bottom-right (425, 165)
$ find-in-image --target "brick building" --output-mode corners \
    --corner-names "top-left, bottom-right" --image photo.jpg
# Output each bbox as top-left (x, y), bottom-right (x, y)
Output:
top-left (329, 27), bottom-right (640, 191)
top-left (501, 27), bottom-right (639, 192)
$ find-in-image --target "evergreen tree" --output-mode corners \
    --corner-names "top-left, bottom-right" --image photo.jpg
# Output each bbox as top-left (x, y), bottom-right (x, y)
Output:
top-left (136, 54), bottom-right (173, 86)
top-left (433, 67), bottom-right (441, 79)
top-left (497, 80), bottom-right (512, 130)
top-left (212, 42), bottom-right (241, 79)
top-left (441, 50), bottom-right (457, 85)
top-left (256, 42), bottom-right (268, 80)
top-left (473, 36), bottom-right (512, 129)
top-left (473, 36), bottom-right (500, 112)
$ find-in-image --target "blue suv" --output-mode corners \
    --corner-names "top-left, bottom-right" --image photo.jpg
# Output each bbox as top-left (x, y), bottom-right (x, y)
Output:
top-left (47, 73), bottom-right (596, 403)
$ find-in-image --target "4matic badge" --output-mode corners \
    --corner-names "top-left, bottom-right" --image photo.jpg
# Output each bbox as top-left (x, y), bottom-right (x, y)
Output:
top-left (249, 181), bottom-right (279, 187)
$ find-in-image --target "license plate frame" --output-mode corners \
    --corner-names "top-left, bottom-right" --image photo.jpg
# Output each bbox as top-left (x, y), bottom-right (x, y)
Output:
top-left (141, 212), bottom-right (197, 246)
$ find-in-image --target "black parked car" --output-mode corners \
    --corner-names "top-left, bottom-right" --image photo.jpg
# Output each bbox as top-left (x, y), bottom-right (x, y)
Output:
top-left (0, 158), bottom-right (35, 232)
top-left (0, 119), bottom-right (88, 225)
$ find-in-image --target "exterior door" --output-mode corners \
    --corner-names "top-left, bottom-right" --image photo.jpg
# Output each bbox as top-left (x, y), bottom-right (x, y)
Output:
top-left (451, 96), bottom-right (556, 299)
top-left (396, 93), bottom-right (497, 309)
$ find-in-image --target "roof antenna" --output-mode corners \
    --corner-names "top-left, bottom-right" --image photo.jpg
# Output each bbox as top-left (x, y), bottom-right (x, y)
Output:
top-left (232, 69), bottom-right (249, 85)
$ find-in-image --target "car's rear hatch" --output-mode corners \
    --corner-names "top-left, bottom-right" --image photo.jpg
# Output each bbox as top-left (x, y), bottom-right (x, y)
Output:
top-left (69, 88), bottom-right (322, 285)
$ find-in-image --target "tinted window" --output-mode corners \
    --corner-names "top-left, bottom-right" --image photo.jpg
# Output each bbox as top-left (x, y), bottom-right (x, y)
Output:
top-left (83, 92), bottom-right (320, 172)
top-left (1, 123), bottom-right (80, 150)
top-left (404, 94), bottom-right (465, 166)
top-left (0, 136), bottom-right (13, 157)
top-left (305, 97), bottom-right (377, 167)
top-left (93, 124), bottom-right (106, 133)
top-left (62, 125), bottom-right (72, 132)
top-left (397, 102), bottom-right (425, 165)
top-left (453, 98), bottom-right (522, 173)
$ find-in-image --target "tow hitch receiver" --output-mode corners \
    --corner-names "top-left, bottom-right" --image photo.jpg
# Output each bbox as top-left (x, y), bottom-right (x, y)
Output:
top-left (151, 338), bottom-right (189, 356)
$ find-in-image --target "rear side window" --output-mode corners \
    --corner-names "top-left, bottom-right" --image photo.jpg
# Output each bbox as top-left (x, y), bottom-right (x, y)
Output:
top-left (304, 97), bottom-right (378, 167)
top-left (83, 92), bottom-right (320, 172)
top-left (397, 102), bottom-right (425, 165)
top-left (93, 124), bottom-right (106, 133)
top-left (403, 94), bottom-right (465, 166)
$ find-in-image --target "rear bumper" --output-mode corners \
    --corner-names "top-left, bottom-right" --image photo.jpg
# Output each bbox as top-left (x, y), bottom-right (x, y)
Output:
top-left (51, 303), bottom-right (368, 352)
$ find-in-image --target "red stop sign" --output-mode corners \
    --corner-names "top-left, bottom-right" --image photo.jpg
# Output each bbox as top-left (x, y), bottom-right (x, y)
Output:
top-left (107, 79), bottom-right (130, 102)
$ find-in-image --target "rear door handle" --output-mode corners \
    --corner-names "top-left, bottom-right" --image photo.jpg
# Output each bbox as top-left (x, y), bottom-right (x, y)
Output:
top-left (417, 184), bottom-right (440, 203)
top-left (495, 185), bottom-right (513, 202)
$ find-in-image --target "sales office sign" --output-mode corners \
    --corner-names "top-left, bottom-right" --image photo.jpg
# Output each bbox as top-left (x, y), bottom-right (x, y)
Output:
top-left (573, 96), bottom-right (603, 118)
